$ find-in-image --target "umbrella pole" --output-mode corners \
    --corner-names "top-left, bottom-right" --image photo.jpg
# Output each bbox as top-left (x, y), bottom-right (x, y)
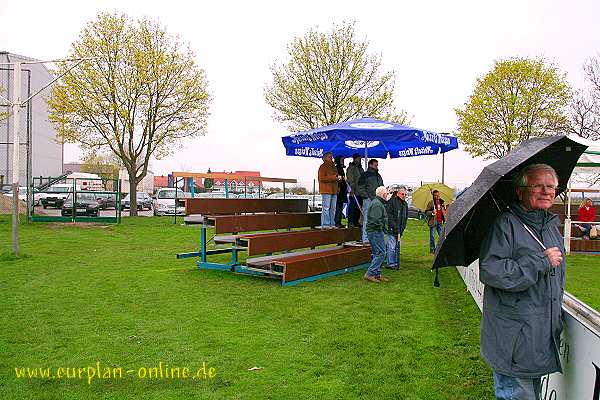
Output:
top-left (364, 142), bottom-right (368, 170)
top-left (353, 193), bottom-right (364, 215)
top-left (397, 234), bottom-right (400, 267)
top-left (565, 179), bottom-right (572, 254)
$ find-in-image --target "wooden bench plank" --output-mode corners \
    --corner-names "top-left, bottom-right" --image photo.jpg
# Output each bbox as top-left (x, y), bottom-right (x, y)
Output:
top-left (214, 230), bottom-right (285, 244)
top-left (237, 227), bottom-right (361, 256)
top-left (570, 239), bottom-right (600, 252)
top-left (245, 246), bottom-right (345, 268)
top-left (207, 212), bottom-right (320, 233)
top-left (184, 198), bottom-right (308, 215)
top-left (274, 247), bottom-right (372, 282)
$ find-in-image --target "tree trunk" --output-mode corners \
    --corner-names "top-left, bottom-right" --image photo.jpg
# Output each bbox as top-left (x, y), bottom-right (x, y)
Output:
top-left (129, 172), bottom-right (138, 217)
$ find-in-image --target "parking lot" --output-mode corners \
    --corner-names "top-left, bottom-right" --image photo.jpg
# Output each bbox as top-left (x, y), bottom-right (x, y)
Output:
top-left (32, 205), bottom-right (154, 217)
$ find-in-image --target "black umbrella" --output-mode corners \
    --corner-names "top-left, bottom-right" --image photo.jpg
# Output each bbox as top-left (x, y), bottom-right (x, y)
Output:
top-left (432, 135), bottom-right (588, 284)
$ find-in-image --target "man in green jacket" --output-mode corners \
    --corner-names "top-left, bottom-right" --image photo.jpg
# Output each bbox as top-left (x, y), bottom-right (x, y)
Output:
top-left (364, 186), bottom-right (389, 283)
top-left (357, 159), bottom-right (384, 243)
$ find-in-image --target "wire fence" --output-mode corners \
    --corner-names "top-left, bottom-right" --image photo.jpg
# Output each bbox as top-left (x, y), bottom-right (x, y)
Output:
top-left (0, 67), bottom-right (31, 218)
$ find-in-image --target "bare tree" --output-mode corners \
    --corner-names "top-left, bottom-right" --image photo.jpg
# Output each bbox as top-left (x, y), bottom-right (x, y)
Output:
top-left (569, 54), bottom-right (600, 185)
top-left (569, 89), bottom-right (600, 139)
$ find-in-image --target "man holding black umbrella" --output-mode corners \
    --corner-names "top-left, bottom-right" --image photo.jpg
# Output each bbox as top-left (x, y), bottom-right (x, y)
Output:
top-left (479, 164), bottom-right (565, 400)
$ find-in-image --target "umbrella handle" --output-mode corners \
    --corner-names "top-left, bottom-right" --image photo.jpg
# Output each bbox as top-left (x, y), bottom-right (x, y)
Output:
top-left (352, 193), bottom-right (364, 216)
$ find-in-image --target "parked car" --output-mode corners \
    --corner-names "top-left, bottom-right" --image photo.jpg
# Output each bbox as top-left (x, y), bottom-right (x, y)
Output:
top-left (0, 184), bottom-right (12, 194)
top-left (307, 195), bottom-right (323, 212)
top-left (4, 186), bottom-right (42, 206)
top-left (266, 193), bottom-right (322, 212)
top-left (40, 184), bottom-right (80, 209)
top-left (61, 192), bottom-right (100, 217)
top-left (95, 193), bottom-right (118, 210)
top-left (121, 192), bottom-right (153, 210)
top-left (153, 188), bottom-right (187, 216)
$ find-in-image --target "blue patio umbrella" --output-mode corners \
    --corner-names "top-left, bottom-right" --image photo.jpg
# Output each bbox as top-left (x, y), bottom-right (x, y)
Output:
top-left (281, 117), bottom-right (459, 160)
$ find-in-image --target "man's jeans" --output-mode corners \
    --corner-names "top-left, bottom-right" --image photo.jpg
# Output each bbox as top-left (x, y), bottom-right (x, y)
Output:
top-left (580, 223), bottom-right (591, 237)
top-left (493, 371), bottom-right (541, 400)
top-left (347, 194), bottom-right (362, 226)
top-left (321, 194), bottom-right (337, 228)
top-left (385, 233), bottom-right (400, 267)
top-left (429, 223), bottom-right (443, 251)
top-left (361, 198), bottom-right (372, 242)
top-left (366, 231), bottom-right (385, 277)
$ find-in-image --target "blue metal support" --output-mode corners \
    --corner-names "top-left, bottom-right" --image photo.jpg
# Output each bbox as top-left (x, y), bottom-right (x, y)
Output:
top-left (177, 251), bottom-right (202, 259)
top-left (200, 225), bottom-right (207, 263)
top-left (232, 265), bottom-right (277, 277)
top-left (198, 262), bottom-right (236, 271)
top-left (231, 246), bottom-right (239, 266)
top-left (281, 263), bottom-right (369, 286)
top-left (225, 179), bottom-right (229, 198)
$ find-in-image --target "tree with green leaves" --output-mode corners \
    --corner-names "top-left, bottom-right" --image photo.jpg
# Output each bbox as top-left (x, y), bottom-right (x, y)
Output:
top-left (80, 152), bottom-right (121, 180)
top-left (265, 22), bottom-right (409, 131)
top-left (455, 57), bottom-right (571, 160)
top-left (289, 185), bottom-right (308, 195)
top-left (48, 13), bottom-right (210, 215)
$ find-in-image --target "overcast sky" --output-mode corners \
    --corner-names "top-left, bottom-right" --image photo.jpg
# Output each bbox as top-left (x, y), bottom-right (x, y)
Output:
top-left (1, 0), bottom-right (599, 189)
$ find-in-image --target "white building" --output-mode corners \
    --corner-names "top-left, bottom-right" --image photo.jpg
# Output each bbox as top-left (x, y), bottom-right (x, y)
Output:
top-left (119, 169), bottom-right (154, 194)
top-left (0, 51), bottom-right (63, 186)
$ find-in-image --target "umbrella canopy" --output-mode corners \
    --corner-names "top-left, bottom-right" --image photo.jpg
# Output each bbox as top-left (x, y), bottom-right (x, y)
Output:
top-left (281, 117), bottom-right (458, 159)
top-left (432, 135), bottom-right (588, 270)
top-left (411, 183), bottom-right (455, 212)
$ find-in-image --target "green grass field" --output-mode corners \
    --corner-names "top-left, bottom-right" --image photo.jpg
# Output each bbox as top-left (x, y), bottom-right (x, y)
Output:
top-left (0, 216), bottom-right (597, 399)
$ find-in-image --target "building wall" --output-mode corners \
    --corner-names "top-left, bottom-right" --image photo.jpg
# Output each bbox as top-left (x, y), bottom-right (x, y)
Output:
top-left (0, 52), bottom-right (63, 185)
top-left (119, 169), bottom-right (154, 194)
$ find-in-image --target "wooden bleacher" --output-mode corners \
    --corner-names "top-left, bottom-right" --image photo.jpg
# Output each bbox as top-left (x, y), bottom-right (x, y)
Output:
top-left (176, 198), bottom-right (371, 285)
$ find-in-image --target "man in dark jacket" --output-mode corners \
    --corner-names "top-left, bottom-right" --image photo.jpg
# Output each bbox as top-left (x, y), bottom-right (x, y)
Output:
top-left (334, 156), bottom-right (348, 227)
top-left (479, 164), bottom-right (565, 399)
top-left (345, 153), bottom-right (364, 227)
top-left (357, 159), bottom-right (384, 243)
top-left (384, 185), bottom-right (408, 269)
top-left (364, 186), bottom-right (389, 283)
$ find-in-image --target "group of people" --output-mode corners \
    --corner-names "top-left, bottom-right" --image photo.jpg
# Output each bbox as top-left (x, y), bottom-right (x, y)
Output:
top-left (322, 154), bottom-right (568, 399)
top-left (318, 151), bottom-right (419, 283)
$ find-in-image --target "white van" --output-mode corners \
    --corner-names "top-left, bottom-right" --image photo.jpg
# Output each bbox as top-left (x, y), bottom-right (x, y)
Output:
top-left (152, 188), bottom-right (189, 216)
top-left (40, 183), bottom-right (82, 209)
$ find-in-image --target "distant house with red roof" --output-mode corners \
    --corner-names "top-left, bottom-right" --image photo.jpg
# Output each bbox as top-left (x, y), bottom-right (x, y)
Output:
top-left (154, 175), bottom-right (169, 189)
top-left (153, 171), bottom-right (263, 192)
top-left (212, 171), bottom-right (263, 191)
